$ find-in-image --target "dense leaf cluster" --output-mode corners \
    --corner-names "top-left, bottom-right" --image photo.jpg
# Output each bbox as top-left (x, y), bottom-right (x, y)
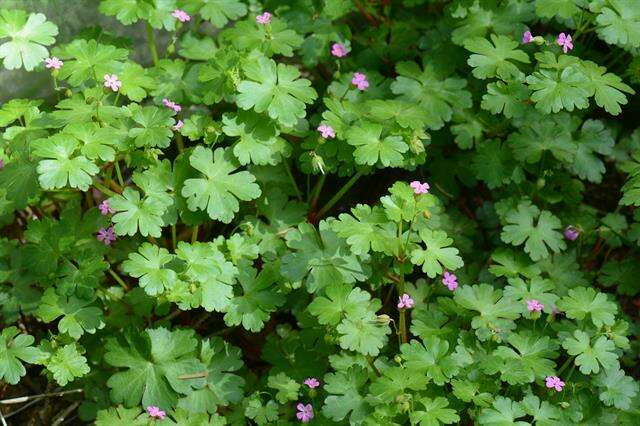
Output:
top-left (1, 0), bottom-right (640, 424)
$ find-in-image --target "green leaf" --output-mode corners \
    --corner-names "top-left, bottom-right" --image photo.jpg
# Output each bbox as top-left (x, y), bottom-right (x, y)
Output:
top-left (110, 187), bottom-right (166, 237)
top-left (410, 229), bottom-right (464, 278)
top-left (267, 372), bottom-right (300, 404)
top-left (521, 394), bottom-right (561, 425)
top-left (0, 326), bottom-right (47, 385)
top-left (195, 0), bottom-right (247, 27)
top-left (45, 343), bottom-right (90, 386)
top-left (591, 0), bottom-right (640, 49)
top-left (391, 60), bottom-right (472, 130)
top-left (0, 98), bottom-right (41, 127)
top-left (32, 135), bottom-right (99, 191)
top-left (336, 311), bottom-right (390, 356)
top-left (308, 283), bottom-right (379, 326)
top-left (472, 139), bottom-right (521, 189)
top-left (503, 276), bottom-right (558, 314)
top-left (556, 287), bottom-right (617, 328)
top-left (281, 221), bottom-right (369, 293)
top-left (181, 146), bottom-right (261, 223)
top-left (244, 395), bottom-right (279, 425)
top-left (594, 367), bottom-right (639, 410)
top-left (500, 200), bottom-right (566, 261)
top-left (98, 0), bottom-right (153, 26)
top-left (223, 264), bottom-right (284, 332)
top-left (222, 111), bottom-right (289, 166)
top-left (63, 123), bottom-right (121, 162)
top-left (481, 81), bottom-right (529, 118)
top-left (105, 327), bottom-right (205, 408)
top-left (322, 366), bottom-right (370, 424)
top-left (331, 204), bottom-right (396, 255)
top-left (578, 59), bottom-right (635, 115)
top-left (569, 119), bottom-right (614, 183)
top-left (0, 9), bottom-right (58, 70)
top-left (526, 61), bottom-right (590, 113)
top-left (562, 330), bottom-right (618, 375)
top-left (410, 397), bottom-right (460, 426)
top-left (175, 241), bottom-right (237, 312)
top-left (36, 288), bottom-right (105, 339)
top-left (95, 406), bottom-right (147, 426)
top-left (222, 19), bottom-right (303, 57)
top-left (345, 122), bottom-right (408, 167)
top-left (236, 57), bottom-right (317, 127)
top-left (119, 62), bottom-right (156, 102)
top-left (55, 39), bottom-right (128, 86)
top-left (536, 0), bottom-right (586, 19)
top-left (464, 34), bottom-right (529, 81)
top-left (454, 284), bottom-right (521, 341)
top-left (122, 243), bottom-right (177, 296)
top-left (177, 338), bottom-right (245, 414)
top-left (368, 366), bottom-right (428, 403)
top-left (478, 396), bottom-right (527, 426)
top-left (127, 104), bottom-right (175, 148)
top-left (401, 338), bottom-right (459, 385)
top-left (493, 333), bottom-right (558, 384)
top-left (508, 118), bottom-right (575, 164)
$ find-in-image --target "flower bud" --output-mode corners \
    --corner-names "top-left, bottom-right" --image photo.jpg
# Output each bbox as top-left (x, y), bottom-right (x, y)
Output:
top-left (394, 355), bottom-right (402, 364)
top-left (536, 177), bottom-right (546, 188)
top-left (65, 88), bottom-right (73, 98)
top-left (310, 152), bottom-right (326, 175)
top-left (532, 35), bottom-right (546, 45)
top-left (167, 43), bottom-right (175, 55)
top-left (373, 314), bottom-right (392, 326)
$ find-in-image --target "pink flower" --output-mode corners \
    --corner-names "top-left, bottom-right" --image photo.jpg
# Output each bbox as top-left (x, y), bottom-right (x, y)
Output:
top-left (296, 403), bottom-right (314, 423)
top-left (557, 33), bottom-right (573, 53)
top-left (146, 405), bottom-right (166, 419)
top-left (44, 57), bottom-right (63, 70)
top-left (303, 377), bottom-right (320, 389)
top-left (162, 98), bottom-right (182, 113)
top-left (98, 200), bottom-right (114, 215)
top-left (171, 9), bottom-right (191, 23)
top-left (317, 124), bottom-right (335, 139)
top-left (545, 376), bottom-right (565, 392)
top-left (564, 225), bottom-right (579, 241)
top-left (397, 293), bottom-right (415, 309)
top-left (331, 43), bottom-right (348, 58)
top-left (103, 74), bottom-right (122, 92)
top-left (256, 12), bottom-right (271, 24)
top-left (173, 120), bottom-right (184, 131)
top-left (442, 271), bottom-right (458, 291)
top-left (409, 180), bottom-right (429, 195)
top-left (522, 31), bottom-right (533, 44)
top-left (0, 159), bottom-right (4, 170)
top-left (97, 227), bottom-right (116, 245)
top-left (526, 299), bottom-right (544, 312)
top-left (351, 72), bottom-right (369, 91)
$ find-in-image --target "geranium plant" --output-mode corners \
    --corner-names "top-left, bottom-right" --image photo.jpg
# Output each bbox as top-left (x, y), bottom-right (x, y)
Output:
top-left (1, 0), bottom-right (639, 424)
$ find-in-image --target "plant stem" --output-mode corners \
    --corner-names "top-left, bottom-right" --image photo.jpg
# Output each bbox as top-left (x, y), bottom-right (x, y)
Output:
top-left (114, 160), bottom-right (125, 187)
top-left (171, 225), bottom-right (177, 251)
top-left (176, 131), bottom-right (185, 153)
top-left (108, 268), bottom-right (129, 291)
top-left (283, 160), bottom-right (303, 201)
top-left (145, 22), bottom-right (159, 66)
top-left (309, 174), bottom-right (326, 210)
top-left (93, 181), bottom-right (117, 197)
top-left (396, 221), bottom-right (408, 344)
top-left (191, 225), bottom-right (199, 243)
top-left (316, 168), bottom-right (365, 218)
top-left (557, 355), bottom-right (575, 375)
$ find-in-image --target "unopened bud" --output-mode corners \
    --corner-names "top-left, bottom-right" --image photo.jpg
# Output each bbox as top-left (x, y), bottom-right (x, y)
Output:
top-left (394, 355), bottom-right (402, 364)
top-left (167, 43), bottom-right (175, 55)
top-left (65, 88), bottom-right (73, 98)
top-left (532, 36), bottom-right (545, 45)
top-left (310, 152), bottom-right (326, 175)
top-left (373, 314), bottom-right (392, 326)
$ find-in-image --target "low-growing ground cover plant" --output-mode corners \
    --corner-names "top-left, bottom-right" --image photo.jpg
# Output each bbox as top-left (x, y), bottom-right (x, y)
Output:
top-left (1, 0), bottom-right (640, 424)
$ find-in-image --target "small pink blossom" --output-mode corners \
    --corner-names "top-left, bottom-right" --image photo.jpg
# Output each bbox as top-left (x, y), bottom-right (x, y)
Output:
top-left (557, 33), bottom-right (573, 53)
top-left (103, 74), bottom-right (122, 92)
top-left (44, 57), bottom-right (63, 70)
top-left (397, 293), bottom-right (415, 309)
top-left (171, 9), bottom-right (190, 23)
top-left (162, 98), bottom-right (182, 113)
top-left (0, 159), bottom-right (4, 170)
top-left (256, 12), bottom-right (271, 25)
top-left (98, 200), bottom-right (114, 215)
top-left (296, 403), bottom-right (314, 423)
top-left (146, 405), bottom-right (166, 419)
top-left (303, 377), bottom-right (320, 389)
top-left (526, 299), bottom-right (544, 312)
top-left (351, 72), bottom-right (369, 91)
top-left (564, 225), bottom-right (579, 241)
top-left (173, 120), bottom-right (184, 131)
top-left (97, 227), bottom-right (116, 245)
top-left (522, 31), bottom-right (533, 44)
top-left (317, 124), bottom-right (335, 139)
top-left (331, 43), bottom-right (348, 58)
top-left (442, 271), bottom-right (458, 291)
top-left (409, 180), bottom-right (430, 195)
top-left (545, 376), bottom-right (565, 392)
